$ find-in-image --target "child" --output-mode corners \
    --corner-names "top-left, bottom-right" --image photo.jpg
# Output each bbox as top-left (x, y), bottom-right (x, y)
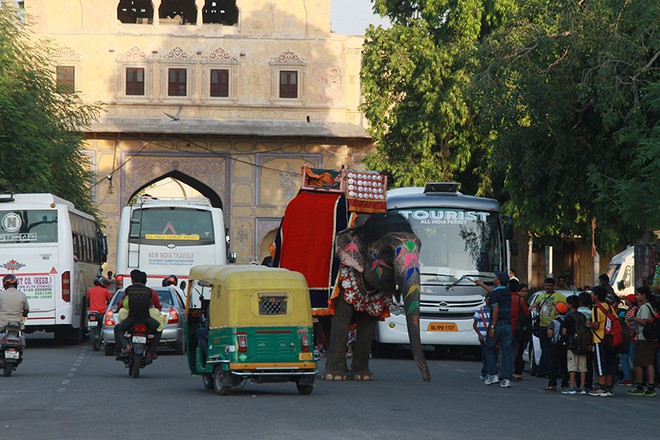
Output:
top-left (473, 296), bottom-right (491, 381)
top-left (561, 295), bottom-right (589, 394)
top-left (545, 302), bottom-right (568, 391)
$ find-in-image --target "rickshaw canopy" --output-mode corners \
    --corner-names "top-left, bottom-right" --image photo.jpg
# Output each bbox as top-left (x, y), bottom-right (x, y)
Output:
top-left (187, 265), bottom-right (313, 329)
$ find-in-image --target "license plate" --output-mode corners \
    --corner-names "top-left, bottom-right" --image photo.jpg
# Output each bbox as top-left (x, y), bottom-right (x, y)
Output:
top-left (299, 352), bottom-right (314, 361)
top-left (132, 336), bottom-right (147, 344)
top-left (5, 350), bottom-right (20, 360)
top-left (427, 322), bottom-right (458, 332)
top-left (88, 321), bottom-right (98, 327)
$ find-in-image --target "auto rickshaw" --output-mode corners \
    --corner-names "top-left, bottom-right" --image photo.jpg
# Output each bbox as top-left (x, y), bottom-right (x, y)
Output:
top-left (185, 265), bottom-right (317, 395)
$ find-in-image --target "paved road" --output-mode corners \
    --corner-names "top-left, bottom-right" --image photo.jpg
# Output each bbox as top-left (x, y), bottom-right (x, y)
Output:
top-left (1, 336), bottom-right (658, 440)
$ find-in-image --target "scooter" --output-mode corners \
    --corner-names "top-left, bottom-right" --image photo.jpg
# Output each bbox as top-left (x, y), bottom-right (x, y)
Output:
top-left (0, 321), bottom-right (25, 377)
top-left (117, 322), bottom-right (154, 378)
top-left (87, 311), bottom-right (104, 352)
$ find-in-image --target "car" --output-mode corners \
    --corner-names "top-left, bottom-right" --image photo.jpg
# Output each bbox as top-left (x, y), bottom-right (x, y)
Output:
top-left (102, 286), bottom-right (186, 356)
top-left (522, 289), bottom-right (581, 375)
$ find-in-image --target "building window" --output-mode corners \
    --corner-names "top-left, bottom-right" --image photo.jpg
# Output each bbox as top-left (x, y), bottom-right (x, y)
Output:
top-left (56, 66), bottom-right (75, 94)
top-left (279, 70), bottom-right (298, 99)
top-left (159, 0), bottom-right (197, 24)
top-left (117, 0), bottom-right (154, 24)
top-left (168, 68), bottom-right (187, 96)
top-left (126, 68), bottom-right (145, 95)
top-left (203, 0), bottom-right (239, 25)
top-left (210, 69), bottom-right (229, 97)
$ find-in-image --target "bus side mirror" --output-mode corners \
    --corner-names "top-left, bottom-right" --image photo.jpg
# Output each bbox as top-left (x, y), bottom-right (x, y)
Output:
top-left (503, 216), bottom-right (514, 240)
top-left (228, 252), bottom-right (237, 264)
top-left (179, 281), bottom-right (187, 291)
top-left (100, 235), bottom-right (108, 263)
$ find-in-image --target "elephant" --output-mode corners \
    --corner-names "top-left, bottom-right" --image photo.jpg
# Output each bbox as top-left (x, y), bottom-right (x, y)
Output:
top-left (322, 213), bottom-right (431, 382)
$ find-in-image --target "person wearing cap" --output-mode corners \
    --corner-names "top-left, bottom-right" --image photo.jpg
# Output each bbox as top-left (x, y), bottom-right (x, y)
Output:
top-left (473, 271), bottom-right (513, 388)
top-left (531, 278), bottom-right (567, 377)
top-left (545, 302), bottom-right (569, 392)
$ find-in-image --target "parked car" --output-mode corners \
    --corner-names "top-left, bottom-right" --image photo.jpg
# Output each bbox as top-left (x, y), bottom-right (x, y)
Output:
top-left (102, 286), bottom-right (186, 356)
top-left (522, 289), bottom-right (581, 375)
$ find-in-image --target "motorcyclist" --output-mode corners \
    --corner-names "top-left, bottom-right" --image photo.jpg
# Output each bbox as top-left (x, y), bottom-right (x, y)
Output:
top-left (114, 269), bottom-right (162, 360)
top-left (162, 274), bottom-right (178, 287)
top-left (87, 275), bottom-right (112, 317)
top-left (0, 274), bottom-right (30, 332)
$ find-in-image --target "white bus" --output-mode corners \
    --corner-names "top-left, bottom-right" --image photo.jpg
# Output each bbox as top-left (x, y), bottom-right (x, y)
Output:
top-left (0, 193), bottom-right (107, 343)
top-left (115, 196), bottom-right (232, 290)
top-left (375, 183), bottom-right (512, 352)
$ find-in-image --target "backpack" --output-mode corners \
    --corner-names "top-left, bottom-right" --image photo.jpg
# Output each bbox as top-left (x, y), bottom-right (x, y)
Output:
top-left (641, 304), bottom-right (660, 341)
top-left (595, 303), bottom-right (629, 354)
top-left (567, 311), bottom-right (592, 355)
top-left (549, 315), bottom-right (565, 345)
top-left (515, 296), bottom-right (532, 338)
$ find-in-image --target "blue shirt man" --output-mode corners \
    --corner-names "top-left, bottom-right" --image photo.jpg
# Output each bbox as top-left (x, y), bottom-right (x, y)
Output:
top-left (474, 270), bottom-right (513, 388)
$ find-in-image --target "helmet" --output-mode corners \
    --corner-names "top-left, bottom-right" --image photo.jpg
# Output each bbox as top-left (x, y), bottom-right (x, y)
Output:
top-left (162, 274), bottom-right (178, 287)
top-left (3, 274), bottom-right (18, 289)
top-left (93, 275), bottom-right (110, 287)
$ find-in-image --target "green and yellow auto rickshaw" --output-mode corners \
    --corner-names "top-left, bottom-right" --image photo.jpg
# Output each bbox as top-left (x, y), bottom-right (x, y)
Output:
top-left (185, 265), bottom-right (317, 395)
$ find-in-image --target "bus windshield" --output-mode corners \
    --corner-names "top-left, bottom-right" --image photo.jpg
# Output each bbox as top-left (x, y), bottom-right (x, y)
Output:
top-left (0, 210), bottom-right (58, 243)
top-left (393, 208), bottom-right (504, 277)
top-left (129, 207), bottom-right (215, 246)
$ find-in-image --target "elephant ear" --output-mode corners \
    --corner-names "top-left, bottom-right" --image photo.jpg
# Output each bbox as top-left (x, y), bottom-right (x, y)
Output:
top-left (335, 228), bottom-right (367, 272)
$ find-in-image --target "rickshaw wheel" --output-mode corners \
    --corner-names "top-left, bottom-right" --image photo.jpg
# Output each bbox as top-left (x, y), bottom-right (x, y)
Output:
top-left (232, 377), bottom-right (247, 390)
top-left (213, 367), bottom-right (231, 395)
top-left (296, 382), bottom-right (314, 395)
top-left (201, 374), bottom-right (214, 390)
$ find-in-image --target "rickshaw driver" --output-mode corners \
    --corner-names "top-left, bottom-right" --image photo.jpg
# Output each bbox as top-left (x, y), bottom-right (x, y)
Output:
top-left (196, 297), bottom-right (210, 365)
top-left (114, 270), bottom-right (162, 359)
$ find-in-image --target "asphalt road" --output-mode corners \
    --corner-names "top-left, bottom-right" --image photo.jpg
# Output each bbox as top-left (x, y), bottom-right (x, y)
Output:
top-left (1, 336), bottom-right (658, 440)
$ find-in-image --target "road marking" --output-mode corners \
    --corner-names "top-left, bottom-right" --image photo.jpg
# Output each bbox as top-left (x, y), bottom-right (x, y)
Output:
top-left (57, 347), bottom-right (87, 394)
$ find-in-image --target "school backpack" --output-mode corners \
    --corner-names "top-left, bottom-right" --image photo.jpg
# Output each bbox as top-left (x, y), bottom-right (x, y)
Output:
top-left (567, 311), bottom-right (592, 355)
top-left (595, 303), bottom-right (629, 354)
top-left (641, 304), bottom-right (660, 341)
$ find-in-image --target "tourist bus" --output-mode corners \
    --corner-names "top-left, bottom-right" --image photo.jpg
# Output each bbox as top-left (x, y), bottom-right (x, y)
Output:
top-left (375, 183), bottom-right (512, 352)
top-left (115, 196), bottom-right (232, 290)
top-left (0, 193), bottom-right (107, 342)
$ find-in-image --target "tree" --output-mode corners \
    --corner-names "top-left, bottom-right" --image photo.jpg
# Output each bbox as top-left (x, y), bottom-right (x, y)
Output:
top-left (474, 0), bottom-right (659, 251)
top-left (0, 4), bottom-right (100, 215)
top-left (361, 0), bottom-right (516, 194)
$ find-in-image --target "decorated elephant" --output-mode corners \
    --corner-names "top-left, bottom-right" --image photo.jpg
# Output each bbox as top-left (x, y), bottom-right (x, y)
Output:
top-left (322, 213), bottom-right (431, 382)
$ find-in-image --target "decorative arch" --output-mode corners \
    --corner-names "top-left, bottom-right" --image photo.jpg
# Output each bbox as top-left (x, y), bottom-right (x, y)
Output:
top-left (128, 170), bottom-right (224, 209)
top-left (120, 152), bottom-right (228, 211)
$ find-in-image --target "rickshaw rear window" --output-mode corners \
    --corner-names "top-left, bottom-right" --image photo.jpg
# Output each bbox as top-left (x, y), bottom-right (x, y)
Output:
top-left (259, 294), bottom-right (287, 315)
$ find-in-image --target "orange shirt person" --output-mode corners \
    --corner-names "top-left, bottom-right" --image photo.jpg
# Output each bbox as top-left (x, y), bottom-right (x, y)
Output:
top-left (87, 276), bottom-right (112, 314)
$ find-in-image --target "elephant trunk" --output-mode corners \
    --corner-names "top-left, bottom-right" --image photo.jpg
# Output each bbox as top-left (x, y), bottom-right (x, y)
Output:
top-left (403, 279), bottom-right (431, 382)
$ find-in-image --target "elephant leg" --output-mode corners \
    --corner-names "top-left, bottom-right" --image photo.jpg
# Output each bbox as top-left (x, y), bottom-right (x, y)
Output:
top-left (350, 312), bottom-right (377, 380)
top-left (322, 293), bottom-right (352, 381)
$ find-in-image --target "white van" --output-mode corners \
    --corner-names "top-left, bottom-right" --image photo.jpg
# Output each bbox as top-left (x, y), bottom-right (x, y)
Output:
top-left (605, 247), bottom-right (634, 298)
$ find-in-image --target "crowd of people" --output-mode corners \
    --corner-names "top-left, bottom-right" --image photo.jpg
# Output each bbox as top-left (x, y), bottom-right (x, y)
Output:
top-left (473, 271), bottom-right (660, 397)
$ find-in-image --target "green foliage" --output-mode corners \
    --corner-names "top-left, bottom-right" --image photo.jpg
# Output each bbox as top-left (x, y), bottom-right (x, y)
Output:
top-left (473, 0), bottom-right (658, 251)
top-left (362, 1), bottom-right (516, 192)
top-left (0, 4), bottom-right (100, 216)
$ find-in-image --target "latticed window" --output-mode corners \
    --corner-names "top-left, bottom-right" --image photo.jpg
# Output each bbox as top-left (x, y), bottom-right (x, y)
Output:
top-left (126, 68), bottom-right (145, 95)
top-left (56, 66), bottom-right (75, 94)
top-left (259, 294), bottom-right (287, 315)
top-left (210, 69), bottom-right (229, 97)
top-left (279, 70), bottom-right (298, 99)
top-left (168, 68), bottom-right (187, 96)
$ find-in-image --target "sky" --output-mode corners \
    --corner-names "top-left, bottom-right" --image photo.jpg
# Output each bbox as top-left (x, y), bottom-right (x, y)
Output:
top-left (330, 0), bottom-right (390, 35)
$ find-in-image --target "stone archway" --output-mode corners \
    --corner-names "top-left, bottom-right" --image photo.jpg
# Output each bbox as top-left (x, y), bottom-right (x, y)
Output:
top-left (121, 152), bottom-right (228, 212)
top-left (128, 169), bottom-right (224, 209)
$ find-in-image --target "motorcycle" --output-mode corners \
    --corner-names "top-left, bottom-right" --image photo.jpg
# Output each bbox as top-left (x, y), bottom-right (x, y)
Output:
top-left (0, 321), bottom-right (25, 377)
top-left (87, 311), bottom-right (103, 352)
top-left (117, 322), bottom-right (154, 378)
